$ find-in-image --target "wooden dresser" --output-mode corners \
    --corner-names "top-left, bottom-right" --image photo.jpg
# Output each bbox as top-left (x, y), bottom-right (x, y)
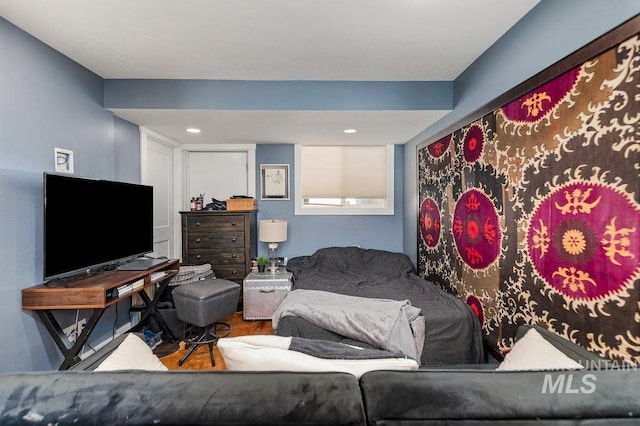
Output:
top-left (180, 210), bottom-right (257, 309)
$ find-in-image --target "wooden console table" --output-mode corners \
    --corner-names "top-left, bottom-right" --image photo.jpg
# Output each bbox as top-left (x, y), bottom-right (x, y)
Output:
top-left (22, 259), bottom-right (179, 370)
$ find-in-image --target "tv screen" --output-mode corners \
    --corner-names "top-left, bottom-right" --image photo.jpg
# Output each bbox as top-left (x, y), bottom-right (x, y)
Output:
top-left (44, 173), bottom-right (154, 281)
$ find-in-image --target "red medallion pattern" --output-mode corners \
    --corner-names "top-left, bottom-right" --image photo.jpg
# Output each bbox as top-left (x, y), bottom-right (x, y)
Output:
top-left (463, 124), bottom-right (484, 163)
top-left (466, 295), bottom-right (485, 327)
top-left (420, 197), bottom-right (441, 248)
top-left (426, 135), bottom-right (451, 158)
top-left (500, 67), bottom-right (581, 123)
top-left (528, 182), bottom-right (639, 301)
top-left (453, 189), bottom-right (502, 269)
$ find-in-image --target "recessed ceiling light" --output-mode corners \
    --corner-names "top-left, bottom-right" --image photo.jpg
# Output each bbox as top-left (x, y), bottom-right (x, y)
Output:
top-left (343, 129), bottom-right (357, 134)
top-left (186, 128), bottom-right (201, 133)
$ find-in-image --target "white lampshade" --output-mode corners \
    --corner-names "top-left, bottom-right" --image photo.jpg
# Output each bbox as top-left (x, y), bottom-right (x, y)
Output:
top-left (259, 220), bottom-right (287, 243)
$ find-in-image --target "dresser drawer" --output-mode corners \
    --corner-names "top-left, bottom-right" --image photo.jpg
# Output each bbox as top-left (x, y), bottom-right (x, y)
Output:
top-left (185, 215), bottom-right (245, 232)
top-left (212, 265), bottom-right (245, 281)
top-left (186, 232), bottom-right (245, 248)
top-left (186, 249), bottom-right (245, 265)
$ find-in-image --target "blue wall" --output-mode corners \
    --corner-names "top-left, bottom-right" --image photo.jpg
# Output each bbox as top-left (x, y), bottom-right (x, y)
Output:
top-left (105, 79), bottom-right (452, 111)
top-left (403, 0), bottom-right (640, 265)
top-left (255, 144), bottom-right (404, 260)
top-left (0, 18), bottom-right (140, 372)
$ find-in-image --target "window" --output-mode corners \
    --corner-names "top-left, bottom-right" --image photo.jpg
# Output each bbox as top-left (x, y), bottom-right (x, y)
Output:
top-left (294, 144), bottom-right (394, 215)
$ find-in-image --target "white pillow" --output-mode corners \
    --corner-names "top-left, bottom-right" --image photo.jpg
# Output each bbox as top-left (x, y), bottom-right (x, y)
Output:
top-left (496, 328), bottom-right (585, 371)
top-left (95, 333), bottom-right (168, 371)
top-left (217, 335), bottom-right (418, 379)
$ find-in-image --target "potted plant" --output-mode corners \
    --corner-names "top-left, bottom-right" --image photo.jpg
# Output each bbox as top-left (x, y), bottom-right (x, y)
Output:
top-left (256, 256), bottom-right (268, 272)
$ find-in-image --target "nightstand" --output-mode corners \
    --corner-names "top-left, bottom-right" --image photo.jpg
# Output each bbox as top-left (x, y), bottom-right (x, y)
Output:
top-left (242, 270), bottom-right (293, 320)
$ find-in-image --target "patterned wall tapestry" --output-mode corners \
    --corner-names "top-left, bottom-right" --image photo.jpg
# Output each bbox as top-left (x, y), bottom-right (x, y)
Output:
top-left (417, 27), bottom-right (640, 365)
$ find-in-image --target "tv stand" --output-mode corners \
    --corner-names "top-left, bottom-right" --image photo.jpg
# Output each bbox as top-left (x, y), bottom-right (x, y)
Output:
top-left (43, 277), bottom-right (71, 288)
top-left (22, 259), bottom-right (180, 370)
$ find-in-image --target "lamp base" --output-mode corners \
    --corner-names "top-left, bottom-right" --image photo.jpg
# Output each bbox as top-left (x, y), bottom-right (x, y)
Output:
top-left (267, 243), bottom-right (279, 273)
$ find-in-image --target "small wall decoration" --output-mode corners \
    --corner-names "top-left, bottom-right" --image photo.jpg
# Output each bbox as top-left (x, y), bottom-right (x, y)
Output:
top-left (261, 164), bottom-right (290, 200)
top-left (54, 147), bottom-right (74, 174)
top-left (416, 17), bottom-right (640, 365)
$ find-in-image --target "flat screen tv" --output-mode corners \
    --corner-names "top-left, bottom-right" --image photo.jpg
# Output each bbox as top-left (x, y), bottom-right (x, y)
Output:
top-left (44, 173), bottom-right (154, 281)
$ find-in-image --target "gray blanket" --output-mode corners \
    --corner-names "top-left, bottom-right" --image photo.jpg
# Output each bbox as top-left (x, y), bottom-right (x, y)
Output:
top-left (289, 337), bottom-right (409, 360)
top-left (273, 289), bottom-right (425, 361)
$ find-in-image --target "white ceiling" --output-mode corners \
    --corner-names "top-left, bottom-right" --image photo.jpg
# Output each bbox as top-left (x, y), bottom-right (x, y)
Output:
top-left (1, 0), bottom-right (540, 145)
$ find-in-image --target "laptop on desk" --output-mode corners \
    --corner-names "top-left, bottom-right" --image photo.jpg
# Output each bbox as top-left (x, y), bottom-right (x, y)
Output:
top-left (117, 257), bottom-right (168, 271)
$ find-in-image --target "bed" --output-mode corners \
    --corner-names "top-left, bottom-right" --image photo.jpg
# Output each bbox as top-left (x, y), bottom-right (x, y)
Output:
top-left (273, 246), bottom-right (484, 366)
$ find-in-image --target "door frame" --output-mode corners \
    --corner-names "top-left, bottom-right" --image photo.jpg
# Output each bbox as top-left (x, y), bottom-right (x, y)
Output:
top-left (140, 127), bottom-right (257, 260)
top-left (180, 143), bottom-right (257, 201)
top-left (140, 127), bottom-right (182, 259)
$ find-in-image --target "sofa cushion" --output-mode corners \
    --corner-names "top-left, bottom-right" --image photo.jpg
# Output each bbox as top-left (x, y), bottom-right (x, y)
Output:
top-left (496, 328), bottom-right (584, 371)
top-left (94, 333), bottom-right (168, 371)
top-left (218, 335), bottom-right (418, 378)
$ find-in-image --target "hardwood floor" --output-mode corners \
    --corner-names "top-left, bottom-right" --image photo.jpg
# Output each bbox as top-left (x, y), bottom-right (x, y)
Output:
top-left (158, 312), bottom-right (274, 370)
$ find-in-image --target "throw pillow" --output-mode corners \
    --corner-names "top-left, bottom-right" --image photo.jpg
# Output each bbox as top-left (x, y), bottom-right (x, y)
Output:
top-left (95, 333), bottom-right (168, 371)
top-left (496, 328), bottom-right (585, 371)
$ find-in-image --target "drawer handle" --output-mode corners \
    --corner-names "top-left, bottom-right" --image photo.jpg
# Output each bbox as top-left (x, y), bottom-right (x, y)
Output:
top-left (232, 270), bottom-right (237, 275)
top-left (260, 289), bottom-right (275, 293)
top-left (196, 255), bottom-right (201, 259)
top-left (195, 222), bottom-right (200, 227)
top-left (196, 238), bottom-right (201, 243)
top-left (231, 254), bottom-right (237, 258)
top-left (231, 222), bottom-right (236, 226)
top-left (231, 238), bottom-right (237, 243)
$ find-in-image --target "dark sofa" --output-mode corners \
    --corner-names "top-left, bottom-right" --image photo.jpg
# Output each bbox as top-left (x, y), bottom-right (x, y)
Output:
top-left (2, 327), bottom-right (640, 425)
top-left (2, 369), bottom-right (640, 425)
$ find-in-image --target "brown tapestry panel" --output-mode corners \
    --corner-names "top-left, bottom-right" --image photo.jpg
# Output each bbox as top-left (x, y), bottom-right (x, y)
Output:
top-left (417, 34), bottom-right (640, 365)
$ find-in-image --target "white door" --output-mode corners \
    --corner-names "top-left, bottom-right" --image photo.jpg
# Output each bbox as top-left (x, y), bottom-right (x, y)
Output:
top-left (187, 151), bottom-right (249, 204)
top-left (143, 136), bottom-right (175, 258)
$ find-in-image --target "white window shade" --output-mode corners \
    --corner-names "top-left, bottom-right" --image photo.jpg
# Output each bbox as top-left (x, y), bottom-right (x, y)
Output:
top-left (300, 146), bottom-right (387, 199)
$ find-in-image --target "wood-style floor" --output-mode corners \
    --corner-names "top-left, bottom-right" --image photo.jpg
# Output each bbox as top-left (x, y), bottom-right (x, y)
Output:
top-left (158, 312), bottom-right (274, 371)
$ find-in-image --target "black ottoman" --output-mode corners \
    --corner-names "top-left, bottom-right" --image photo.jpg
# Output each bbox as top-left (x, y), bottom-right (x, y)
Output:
top-left (173, 278), bottom-right (240, 366)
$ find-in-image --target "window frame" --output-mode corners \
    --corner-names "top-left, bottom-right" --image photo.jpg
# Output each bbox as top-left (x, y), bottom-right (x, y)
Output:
top-left (294, 144), bottom-right (395, 216)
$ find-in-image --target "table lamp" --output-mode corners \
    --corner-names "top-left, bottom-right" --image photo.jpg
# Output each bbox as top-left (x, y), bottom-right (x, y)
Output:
top-left (259, 219), bottom-right (287, 272)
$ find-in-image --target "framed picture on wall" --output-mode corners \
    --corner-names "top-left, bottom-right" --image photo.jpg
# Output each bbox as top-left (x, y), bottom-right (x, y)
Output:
top-left (261, 164), bottom-right (290, 200)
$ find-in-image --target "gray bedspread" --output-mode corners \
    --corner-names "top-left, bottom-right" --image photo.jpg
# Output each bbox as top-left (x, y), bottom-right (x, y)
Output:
top-left (277, 246), bottom-right (484, 366)
top-left (273, 289), bottom-right (425, 361)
